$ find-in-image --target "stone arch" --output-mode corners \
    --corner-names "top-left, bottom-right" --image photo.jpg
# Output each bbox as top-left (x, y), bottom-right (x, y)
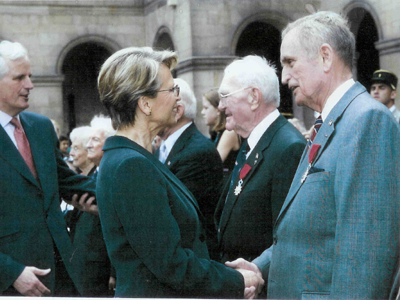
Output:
top-left (232, 12), bottom-right (293, 117)
top-left (343, 2), bottom-right (381, 87)
top-left (56, 35), bottom-right (121, 75)
top-left (153, 26), bottom-right (175, 51)
top-left (58, 35), bottom-right (121, 132)
top-left (231, 11), bottom-right (290, 56)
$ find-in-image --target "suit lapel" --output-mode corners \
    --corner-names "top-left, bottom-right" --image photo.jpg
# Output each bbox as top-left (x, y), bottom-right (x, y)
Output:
top-left (165, 123), bottom-right (196, 166)
top-left (275, 82), bottom-right (367, 225)
top-left (122, 138), bottom-right (202, 213)
top-left (0, 116), bottom-right (39, 188)
top-left (218, 115), bottom-right (288, 236)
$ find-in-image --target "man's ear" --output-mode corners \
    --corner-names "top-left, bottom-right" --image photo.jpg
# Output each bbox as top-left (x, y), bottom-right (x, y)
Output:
top-left (320, 43), bottom-right (333, 72)
top-left (249, 87), bottom-right (261, 111)
top-left (137, 96), bottom-right (152, 116)
top-left (175, 103), bottom-right (185, 121)
top-left (391, 90), bottom-right (397, 101)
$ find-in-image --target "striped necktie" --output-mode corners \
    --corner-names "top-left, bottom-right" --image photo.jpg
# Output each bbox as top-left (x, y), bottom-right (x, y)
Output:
top-left (307, 116), bottom-right (323, 149)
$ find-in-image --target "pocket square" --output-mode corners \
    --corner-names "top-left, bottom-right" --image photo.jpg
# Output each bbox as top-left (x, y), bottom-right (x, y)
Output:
top-left (308, 166), bottom-right (325, 174)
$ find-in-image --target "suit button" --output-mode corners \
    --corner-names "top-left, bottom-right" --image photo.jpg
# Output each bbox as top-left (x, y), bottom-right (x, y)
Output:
top-left (199, 234), bottom-right (205, 243)
top-left (273, 237), bottom-right (278, 245)
top-left (218, 228), bottom-right (220, 233)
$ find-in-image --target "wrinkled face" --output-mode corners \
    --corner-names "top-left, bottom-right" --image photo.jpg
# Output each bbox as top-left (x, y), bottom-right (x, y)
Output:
top-left (370, 83), bottom-right (395, 107)
top-left (151, 64), bottom-right (180, 129)
top-left (87, 128), bottom-right (107, 166)
top-left (218, 74), bottom-right (253, 138)
top-left (59, 140), bottom-right (69, 153)
top-left (69, 141), bottom-right (90, 169)
top-left (0, 58), bottom-right (34, 117)
top-left (201, 97), bottom-right (219, 126)
top-left (280, 30), bottom-right (324, 111)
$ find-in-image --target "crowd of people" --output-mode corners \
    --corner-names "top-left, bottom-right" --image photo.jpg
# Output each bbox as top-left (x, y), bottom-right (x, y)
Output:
top-left (0, 10), bottom-right (399, 300)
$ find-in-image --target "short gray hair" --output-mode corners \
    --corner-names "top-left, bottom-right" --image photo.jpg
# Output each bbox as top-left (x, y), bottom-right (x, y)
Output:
top-left (224, 55), bottom-right (280, 107)
top-left (69, 126), bottom-right (93, 150)
top-left (90, 114), bottom-right (116, 138)
top-left (98, 47), bottom-right (178, 130)
top-left (173, 78), bottom-right (197, 120)
top-left (0, 41), bottom-right (29, 79)
top-left (282, 11), bottom-right (355, 70)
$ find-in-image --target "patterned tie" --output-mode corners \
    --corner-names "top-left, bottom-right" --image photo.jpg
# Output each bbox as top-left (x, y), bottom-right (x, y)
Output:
top-left (307, 116), bottom-right (323, 149)
top-left (10, 118), bottom-right (38, 181)
top-left (229, 140), bottom-right (249, 189)
top-left (159, 143), bottom-right (168, 164)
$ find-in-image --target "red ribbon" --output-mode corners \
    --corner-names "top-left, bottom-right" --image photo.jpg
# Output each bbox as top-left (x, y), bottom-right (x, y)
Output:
top-left (309, 144), bottom-right (321, 164)
top-left (239, 164), bottom-right (252, 180)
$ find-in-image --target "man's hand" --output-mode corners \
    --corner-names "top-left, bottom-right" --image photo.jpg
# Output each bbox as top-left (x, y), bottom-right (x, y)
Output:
top-left (225, 258), bottom-right (263, 278)
top-left (12, 267), bottom-right (51, 296)
top-left (236, 269), bottom-right (264, 299)
top-left (65, 193), bottom-right (98, 216)
top-left (226, 258), bottom-right (264, 299)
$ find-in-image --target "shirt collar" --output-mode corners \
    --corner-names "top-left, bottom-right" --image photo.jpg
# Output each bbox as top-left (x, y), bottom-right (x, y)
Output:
top-left (163, 121), bottom-right (193, 154)
top-left (247, 109), bottom-right (280, 155)
top-left (320, 78), bottom-right (355, 121)
top-left (0, 110), bottom-right (19, 128)
top-left (389, 105), bottom-right (397, 113)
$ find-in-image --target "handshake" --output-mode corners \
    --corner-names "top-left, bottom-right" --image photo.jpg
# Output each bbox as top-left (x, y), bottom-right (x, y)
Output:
top-left (225, 258), bottom-right (264, 299)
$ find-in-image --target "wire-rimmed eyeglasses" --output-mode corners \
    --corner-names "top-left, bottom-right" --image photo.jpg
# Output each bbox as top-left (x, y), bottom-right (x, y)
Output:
top-left (158, 85), bottom-right (180, 97)
top-left (219, 86), bottom-right (251, 100)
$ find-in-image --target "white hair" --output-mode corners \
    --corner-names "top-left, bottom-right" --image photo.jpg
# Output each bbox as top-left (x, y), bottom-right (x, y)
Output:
top-left (282, 11), bottom-right (355, 70)
top-left (173, 78), bottom-right (197, 120)
top-left (69, 126), bottom-right (92, 150)
top-left (0, 41), bottom-right (29, 79)
top-left (224, 55), bottom-right (280, 107)
top-left (90, 114), bottom-right (116, 138)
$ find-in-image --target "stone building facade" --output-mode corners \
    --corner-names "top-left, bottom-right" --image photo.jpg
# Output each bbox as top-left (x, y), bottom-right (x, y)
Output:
top-left (0, 0), bottom-right (398, 134)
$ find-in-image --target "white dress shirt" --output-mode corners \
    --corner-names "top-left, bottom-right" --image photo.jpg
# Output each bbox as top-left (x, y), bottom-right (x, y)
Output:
top-left (158, 121), bottom-right (192, 163)
top-left (246, 109), bottom-right (280, 158)
top-left (320, 78), bottom-right (355, 121)
top-left (0, 110), bottom-right (22, 149)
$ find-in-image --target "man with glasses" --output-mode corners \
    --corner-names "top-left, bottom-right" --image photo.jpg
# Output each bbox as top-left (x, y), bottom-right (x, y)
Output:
top-left (156, 78), bottom-right (223, 260)
top-left (214, 55), bottom-right (306, 270)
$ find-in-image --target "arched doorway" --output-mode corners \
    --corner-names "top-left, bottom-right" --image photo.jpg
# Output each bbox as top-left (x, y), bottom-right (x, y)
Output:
top-left (153, 27), bottom-right (176, 77)
top-left (235, 21), bottom-right (292, 117)
top-left (61, 42), bottom-right (111, 132)
top-left (347, 8), bottom-right (380, 89)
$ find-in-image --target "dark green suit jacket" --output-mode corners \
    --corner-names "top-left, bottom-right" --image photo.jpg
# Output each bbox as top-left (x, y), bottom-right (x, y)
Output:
top-left (215, 115), bottom-right (306, 262)
top-left (0, 111), bottom-right (95, 295)
top-left (158, 123), bottom-right (223, 259)
top-left (97, 136), bottom-right (244, 298)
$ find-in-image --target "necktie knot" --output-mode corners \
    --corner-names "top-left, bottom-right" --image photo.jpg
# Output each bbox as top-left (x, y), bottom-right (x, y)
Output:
top-left (10, 117), bottom-right (22, 130)
top-left (307, 116), bottom-right (323, 149)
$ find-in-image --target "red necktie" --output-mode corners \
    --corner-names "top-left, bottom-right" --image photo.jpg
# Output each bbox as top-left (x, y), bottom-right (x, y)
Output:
top-left (307, 116), bottom-right (323, 150)
top-left (10, 118), bottom-right (38, 181)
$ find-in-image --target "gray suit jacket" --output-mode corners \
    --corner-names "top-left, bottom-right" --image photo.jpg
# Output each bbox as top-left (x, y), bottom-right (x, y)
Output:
top-left (254, 82), bottom-right (400, 299)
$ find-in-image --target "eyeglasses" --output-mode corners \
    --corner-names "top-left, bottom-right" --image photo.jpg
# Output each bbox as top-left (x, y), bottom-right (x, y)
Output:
top-left (219, 86), bottom-right (251, 99)
top-left (158, 85), bottom-right (180, 97)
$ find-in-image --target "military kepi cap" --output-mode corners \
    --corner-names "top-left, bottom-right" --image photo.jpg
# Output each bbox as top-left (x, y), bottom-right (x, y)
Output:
top-left (371, 69), bottom-right (398, 90)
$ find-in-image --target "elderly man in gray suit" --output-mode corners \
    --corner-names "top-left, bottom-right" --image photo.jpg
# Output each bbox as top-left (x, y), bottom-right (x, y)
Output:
top-left (227, 11), bottom-right (400, 300)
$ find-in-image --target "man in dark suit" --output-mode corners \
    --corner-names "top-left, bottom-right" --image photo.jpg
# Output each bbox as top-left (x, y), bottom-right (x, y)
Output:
top-left (156, 78), bottom-right (223, 259)
top-left (0, 40), bottom-right (95, 296)
top-left (227, 12), bottom-right (400, 299)
top-left (215, 55), bottom-right (306, 264)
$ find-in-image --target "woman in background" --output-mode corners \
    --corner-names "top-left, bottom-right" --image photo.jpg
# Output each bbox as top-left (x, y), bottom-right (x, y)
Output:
top-left (96, 47), bottom-right (260, 298)
top-left (201, 88), bottom-right (241, 180)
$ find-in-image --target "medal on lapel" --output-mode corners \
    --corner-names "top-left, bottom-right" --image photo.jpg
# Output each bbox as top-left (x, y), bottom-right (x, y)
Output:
top-left (301, 144), bottom-right (321, 183)
top-left (234, 164), bottom-right (252, 196)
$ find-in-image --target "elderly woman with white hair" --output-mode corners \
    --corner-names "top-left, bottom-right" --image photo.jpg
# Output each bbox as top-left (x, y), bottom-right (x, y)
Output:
top-left (95, 47), bottom-right (261, 298)
top-left (69, 126), bottom-right (96, 176)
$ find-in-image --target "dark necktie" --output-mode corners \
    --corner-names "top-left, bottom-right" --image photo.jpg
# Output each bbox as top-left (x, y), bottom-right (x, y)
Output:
top-left (229, 140), bottom-right (249, 189)
top-left (307, 116), bottom-right (323, 149)
top-left (10, 117), bottom-right (38, 181)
